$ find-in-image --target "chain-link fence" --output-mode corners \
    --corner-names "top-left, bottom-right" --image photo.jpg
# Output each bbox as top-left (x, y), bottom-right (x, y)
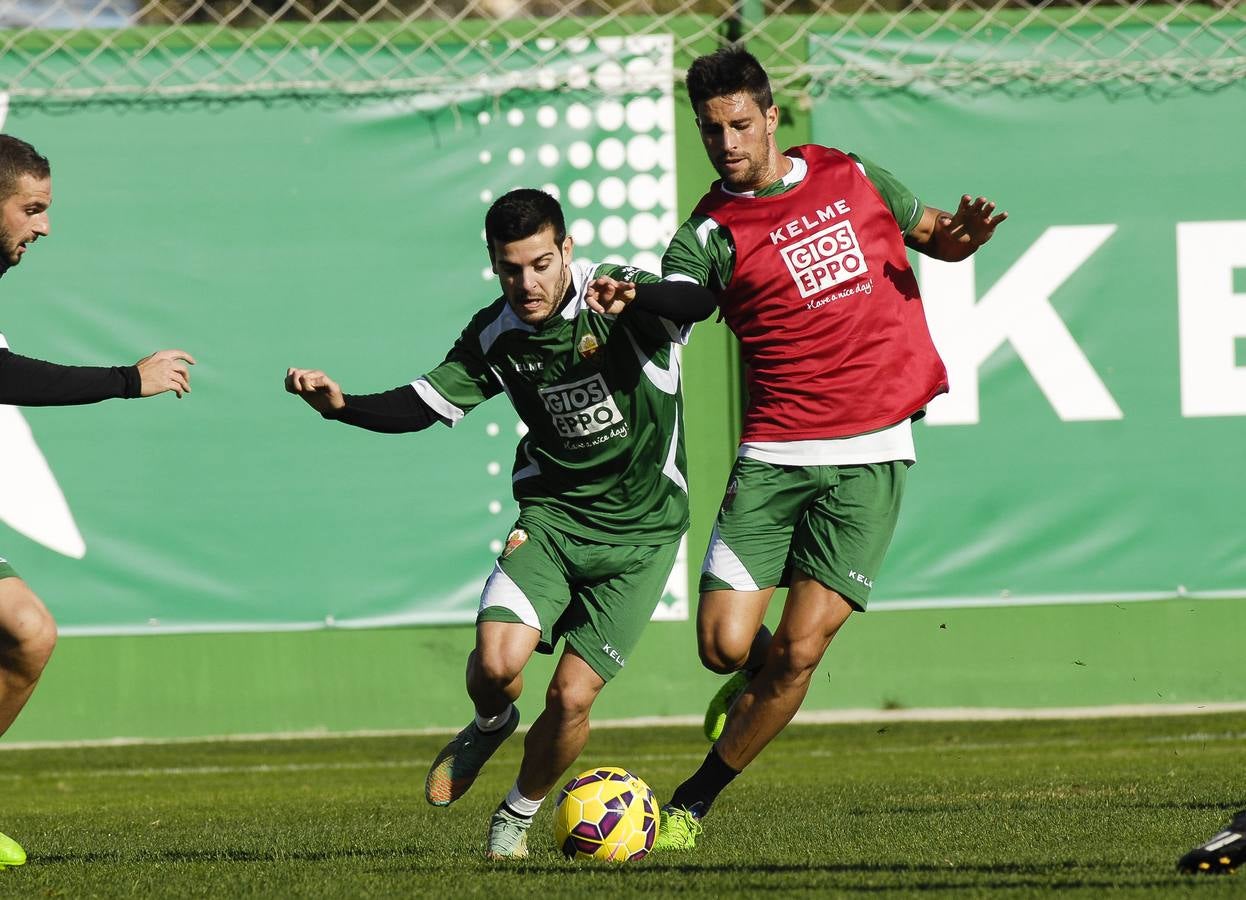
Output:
top-left (0, 1), bottom-right (1242, 106)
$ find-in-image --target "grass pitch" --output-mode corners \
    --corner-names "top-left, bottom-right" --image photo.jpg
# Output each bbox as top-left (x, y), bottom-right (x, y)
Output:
top-left (1, 712), bottom-right (1243, 898)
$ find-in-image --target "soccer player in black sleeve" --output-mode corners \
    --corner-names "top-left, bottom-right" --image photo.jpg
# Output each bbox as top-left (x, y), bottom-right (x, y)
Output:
top-left (0, 134), bottom-right (196, 870)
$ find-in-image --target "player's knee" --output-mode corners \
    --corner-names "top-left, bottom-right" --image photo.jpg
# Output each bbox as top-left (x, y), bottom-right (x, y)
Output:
top-left (697, 627), bottom-right (752, 674)
top-left (0, 590), bottom-right (58, 678)
top-left (697, 643), bottom-right (746, 675)
top-left (766, 637), bottom-right (822, 686)
top-left (544, 678), bottom-right (596, 721)
top-left (27, 609), bottom-right (58, 669)
top-left (473, 647), bottom-right (522, 691)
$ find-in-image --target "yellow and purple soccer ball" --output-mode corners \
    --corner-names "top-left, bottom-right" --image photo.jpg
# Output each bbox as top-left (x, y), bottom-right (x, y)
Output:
top-left (552, 766), bottom-right (658, 862)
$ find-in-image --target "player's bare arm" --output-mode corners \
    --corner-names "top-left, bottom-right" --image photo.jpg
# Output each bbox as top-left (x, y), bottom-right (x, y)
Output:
top-left (136, 349), bottom-right (196, 398)
top-left (584, 276), bottom-right (638, 315)
top-left (906, 194), bottom-right (1008, 262)
top-left (285, 367), bottom-right (346, 416)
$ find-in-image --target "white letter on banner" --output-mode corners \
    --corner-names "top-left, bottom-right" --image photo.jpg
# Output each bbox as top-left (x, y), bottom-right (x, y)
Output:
top-left (1177, 221), bottom-right (1246, 417)
top-left (921, 225), bottom-right (1122, 425)
top-left (0, 406), bottom-right (86, 558)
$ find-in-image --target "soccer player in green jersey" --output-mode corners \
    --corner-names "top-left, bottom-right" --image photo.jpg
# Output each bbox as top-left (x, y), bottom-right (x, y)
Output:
top-left (0, 134), bottom-right (195, 869)
top-left (644, 48), bottom-right (1007, 851)
top-left (286, 188), bottom-right (714, 859)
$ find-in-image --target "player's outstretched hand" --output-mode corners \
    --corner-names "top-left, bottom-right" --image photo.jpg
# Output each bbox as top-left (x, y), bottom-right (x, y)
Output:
top-left (940, 195), bottom-right (1008, 251)
top-left (285, 367), bottom-right (346, 416)
top-left (585, 275), bottom-right (637, 315)
top-left (136, 349), bottom-right (196, 398)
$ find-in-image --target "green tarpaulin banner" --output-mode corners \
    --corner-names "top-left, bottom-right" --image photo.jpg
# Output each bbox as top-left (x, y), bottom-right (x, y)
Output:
top-left (5, 24), bottom-right (1242, 632)
top-left (809, 25), bottom-right (1246, 608)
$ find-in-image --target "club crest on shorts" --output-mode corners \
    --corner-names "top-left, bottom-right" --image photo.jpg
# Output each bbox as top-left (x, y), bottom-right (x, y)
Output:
top-left (577, 333), bottom-right (600, 360)
top-left (502, 528), bottom-right (528, 558)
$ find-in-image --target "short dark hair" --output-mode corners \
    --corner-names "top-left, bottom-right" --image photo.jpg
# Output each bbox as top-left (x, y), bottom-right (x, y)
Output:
top-left (686, 47), bottom-right (773, 114)
top-left (0, 135), bottom-right (50, 202)
top-left (485, 188), bottom-right (566, 254)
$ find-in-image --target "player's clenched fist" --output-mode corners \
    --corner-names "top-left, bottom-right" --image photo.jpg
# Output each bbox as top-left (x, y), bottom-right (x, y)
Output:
top-left (285, 367), bottom-right (346, 416)
top-left (135, 349), bottom-right (196, 398)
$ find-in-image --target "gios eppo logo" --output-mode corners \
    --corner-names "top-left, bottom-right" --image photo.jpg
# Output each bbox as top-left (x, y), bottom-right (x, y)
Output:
top-left (779, 220), bottom-right (868, 299)
top-left (538, 373), bottom-right (623, 439)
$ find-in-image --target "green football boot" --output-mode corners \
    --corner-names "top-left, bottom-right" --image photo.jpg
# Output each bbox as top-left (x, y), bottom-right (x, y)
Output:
top-left (485, 805), bottom-right (532, 860)
top-left (703, 670), bottom-right (750, 742)
top-left (0, 831), bottom-right (26, 870)
top-left (425, 706), bottom-right (520, 807)
top-left (652, 806), bottom-right (703, 851)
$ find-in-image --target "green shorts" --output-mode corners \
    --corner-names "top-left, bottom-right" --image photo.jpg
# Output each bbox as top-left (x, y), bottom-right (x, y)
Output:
top-left (478, 515), bottom-right (681, 683)
top-left (0, 556), bottom-right (17, 580)
top-left (698, 458), bottom-right (907, 609)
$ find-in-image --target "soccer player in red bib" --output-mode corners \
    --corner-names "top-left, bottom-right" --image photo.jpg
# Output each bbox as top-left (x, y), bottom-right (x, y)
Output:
top-left (651, 47), bottom-right (1008, 850)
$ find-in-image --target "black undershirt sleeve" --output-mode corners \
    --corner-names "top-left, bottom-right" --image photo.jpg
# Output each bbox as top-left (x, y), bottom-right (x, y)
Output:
top-left (321, 287), bottom-right (713, 433)
top-left (0, 349), bottom-right (140, 406)
top-left (322, 384), bottom-right (447, 434)
top-left (630, 280), bottom-right (718, 324)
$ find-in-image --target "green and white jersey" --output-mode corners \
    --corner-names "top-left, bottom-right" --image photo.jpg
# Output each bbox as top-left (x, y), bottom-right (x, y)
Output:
top-left (416, 259), bottom-right (691, 545)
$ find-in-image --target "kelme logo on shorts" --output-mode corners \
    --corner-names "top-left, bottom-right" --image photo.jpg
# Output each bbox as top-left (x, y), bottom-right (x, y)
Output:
top-left (779, 220), bottom-right (868, 300)
top-left (602, 642), bottom-right (626, 667)
top-left (502, 528), bottom-right (528, 558)
top-left (538, 373), bottom-right (622, 438)
top-left (723, 478), bottom-right (739, 511)
top-left (848, 569), bottom-right (874, 589)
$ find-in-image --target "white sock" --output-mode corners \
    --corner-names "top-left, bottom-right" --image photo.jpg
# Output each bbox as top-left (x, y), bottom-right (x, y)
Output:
top-left (503, 782), bottom-right (545, 819)
top-left (475, 704), bottom-right (513, 733)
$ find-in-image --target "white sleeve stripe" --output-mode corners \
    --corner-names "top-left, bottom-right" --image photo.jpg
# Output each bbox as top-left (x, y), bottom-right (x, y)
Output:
top-left (0, 333), bottom-right (8, 349)
top-left (411, 377), bottom-right (465, 426)
top-left (695, 217), bottom-right (719, 248)
top-left (664, 273), bottom-right (698, 283)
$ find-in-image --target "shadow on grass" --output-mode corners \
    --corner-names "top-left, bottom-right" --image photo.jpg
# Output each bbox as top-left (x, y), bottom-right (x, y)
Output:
top-left (34, 847), bottom-right (416, 865)
top-left (1123, 799), bottom-right (1246, 814)
top-left (849, 798), bottom-right (1246, 818)
top-left (31, 851), bottom-right (1201, 892)
top-left (391, 858), bottom-right (1192, 891)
